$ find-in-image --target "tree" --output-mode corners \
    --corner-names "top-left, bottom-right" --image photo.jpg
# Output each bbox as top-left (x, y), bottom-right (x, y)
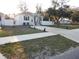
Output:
top-left (50, 0), bottom-right (61, 25)
top-left (46, 0), bottom-right (70, 25)
top-left (35, 5), bottom-right (43, 25)
top-left (58, 5), bottom-right (72, 18)
top-left (52, 0), bottom-right (59, 10)
top-left (19, 1), bottom-right (28, 14)
top-left (71, 11), bottom-right (79, 23)
top-left (47, 0), bottom-right (60, 25)
top-left (59, 0), bottom-right (69, 8)
top-left (46, 8), bottom-right (60, 24)
top-left (36, 5), bottom-right (42, 14)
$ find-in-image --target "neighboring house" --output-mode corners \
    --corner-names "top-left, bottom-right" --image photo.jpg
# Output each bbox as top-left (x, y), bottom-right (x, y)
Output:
top-left (2, 19), bottom-right (15, 26)
top-left (59, 18), bottom-right (72, 24)
top-left (0, 12), bottom-right (5, 26)
top-left (0, 14), bottom-right (15, 26)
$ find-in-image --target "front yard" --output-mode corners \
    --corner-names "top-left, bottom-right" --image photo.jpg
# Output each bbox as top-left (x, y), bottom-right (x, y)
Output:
top-left (49, 24), bottom-right (79, 29)
top-left (0, 35), bottom-right (79, 59)
top-left (0, 26), bottom-right (43, 37)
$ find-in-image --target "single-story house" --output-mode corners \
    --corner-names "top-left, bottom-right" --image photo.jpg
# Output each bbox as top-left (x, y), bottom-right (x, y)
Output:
top-left (0, 14), bottom-right (15, 26)
top-left (59, 18), bottom-right (72, 24)
top-left (0, 12), bottom-right (54, 26)
top-left (14, 12), bottom-right (54, 26)
top-left (1, 19), bottom-right (15, 26)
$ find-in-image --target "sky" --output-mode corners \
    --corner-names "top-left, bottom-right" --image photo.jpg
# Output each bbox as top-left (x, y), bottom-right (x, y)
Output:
top-left (0, 0), bottom-right (79, 14)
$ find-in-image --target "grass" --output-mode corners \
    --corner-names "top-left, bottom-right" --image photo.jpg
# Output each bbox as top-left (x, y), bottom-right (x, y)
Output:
top-left (0, 30), bottom-right (10, 37)
top-left (0, 26), bottom-right (43, 37)
top-left (49, 24), bottom-right (79, 29)
top-left (0, 35), bottom-right (79, 59)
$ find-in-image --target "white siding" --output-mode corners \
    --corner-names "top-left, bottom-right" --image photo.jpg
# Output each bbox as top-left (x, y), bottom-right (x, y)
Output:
top-left (15, 14), bottom-right (35, 25)
top-left (0, 13), bottom-right (55, 26)
top-left (15, 15), bottom-right (24, 25)
top-left (60, 18), bottom-right (71, 24)
top-left (41, 21), bottom-right (54, 25)
top-left (2, 19), bottom-right (14, 26)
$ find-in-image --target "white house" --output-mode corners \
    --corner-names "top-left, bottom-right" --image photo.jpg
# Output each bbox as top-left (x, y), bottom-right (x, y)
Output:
top-left (15, 12), bottom-right (54, 26)
top-left (0, 13), bottom-right (15, 26)
top-left (1, 19), bottom-right (14, 26)
top-left (0, 12), bottom-right (54, 26)
top-left (59, 18), bottom-right (72, 24)
top-left (0, 12), bottom-right (5, 26)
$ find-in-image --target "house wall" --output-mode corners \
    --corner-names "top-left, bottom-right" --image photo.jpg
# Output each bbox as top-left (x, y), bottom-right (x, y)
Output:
top-left (29, 16), bottom-right (35, 25)
top-left (41, 21), bottom-right (54, 25)
top-left (15, 14), bottom-right (35, 26)
top-left (41, 16), bottom-right (54, 25)
top-left (2, 19), bottom-right (14, 26)
top-left (60, 18), bottom-right (71, 24)
top-left (0, 13), bottom-right (55, 26)
top-left (15, 15), bottom-right (24, 25)
top-left (0, 15), bottom-right (5, 26)
top-left (0, 14), bottom-right (15, 26)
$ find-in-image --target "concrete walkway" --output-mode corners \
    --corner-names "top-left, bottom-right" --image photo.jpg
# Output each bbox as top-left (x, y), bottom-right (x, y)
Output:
top-left (0, 32), bottom-right (56, 45)
top-left (31, 26), bottom-right (79, 43)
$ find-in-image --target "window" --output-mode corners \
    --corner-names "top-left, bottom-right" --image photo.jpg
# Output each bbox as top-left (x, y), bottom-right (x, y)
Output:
top-left (28, 16), bottom-right (29, 20)
top-left (31, 19), bottom-right (33, 22)
top-left (43, 16), bottom-right (49, 21)
top-left (24, 16), bottom-right (29, 20)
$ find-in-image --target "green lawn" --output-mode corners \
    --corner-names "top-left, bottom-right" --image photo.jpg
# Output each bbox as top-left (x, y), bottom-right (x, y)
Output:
top-left (0, 26), bottom-right (43, 37)
top-left (49, 24), bottom-right (79, 29)
top-left (0, 35), bottom-right (79, 59)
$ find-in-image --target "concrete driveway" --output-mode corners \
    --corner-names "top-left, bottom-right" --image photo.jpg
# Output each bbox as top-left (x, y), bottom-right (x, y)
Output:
top-left (32, 26), bottom-right (79, 43)
top-left (50, 47), bottom-right (79, 59)
top-left (61, 29), bottom-right (79, 43)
